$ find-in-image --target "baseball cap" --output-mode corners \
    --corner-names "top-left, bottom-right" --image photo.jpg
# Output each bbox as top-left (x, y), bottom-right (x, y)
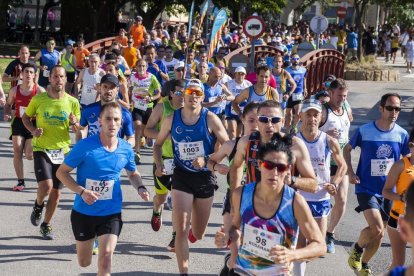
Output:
top-left (301, 99), bottom-right (322, 113)
top-left (65, 39), bottom-right (75, 46)
top-left (100, 74), bottom-right (119, 86)
top-left (186, 79), bottom-right (204, 93)
top-left (136, 16), bottom-right (143, 21)
top-left (235, 66), bottom-right (246, 74)
top-left (174, 61), bottom-right (185, 70)
top-left (315, 90), bottom-right (330, 100)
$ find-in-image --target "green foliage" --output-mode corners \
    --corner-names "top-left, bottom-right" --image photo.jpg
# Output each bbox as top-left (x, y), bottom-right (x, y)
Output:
top-left (388, 3), bottom-right (414, 27)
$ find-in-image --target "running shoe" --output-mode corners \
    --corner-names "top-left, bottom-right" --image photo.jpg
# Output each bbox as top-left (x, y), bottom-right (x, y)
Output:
top-left (167, 233), bottom-right (176, 252)
top-left (219, 252), bottom-right (231, 276)
top-left (358, 264), bottom-right (372, 276)
top-left (13, 182), bottom-right (25, 191)
top-left (326, 234), bottom-right (336, 254)
top-left (30, 204), bottom-right (43, 226)
top-left (134, 152), bottom-right (141, 165)
top-left (151, 210), bottom-right (162, 232)
top-left (92, 238), bottom-right (99, 255)
top-left (40, 224), bottom-right (54, 240)
top-left (188, 228), bottom-right (198, 243)
top-left (348, 243), bottom-right (363, 271)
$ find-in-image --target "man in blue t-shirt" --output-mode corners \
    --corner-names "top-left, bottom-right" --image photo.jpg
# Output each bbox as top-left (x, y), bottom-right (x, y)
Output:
top-left (346, 28), bottom-right (358, 60)
top-left (344, 93), bottom-right (410, 275)
top-left (285, 53), bottom-right (307, 134)
top-left (145, 44), bottom-right (169, 85)
top-left (57, 102), bottom-right (149, 275)
top-left (77, 74), bottom-right (135, 145)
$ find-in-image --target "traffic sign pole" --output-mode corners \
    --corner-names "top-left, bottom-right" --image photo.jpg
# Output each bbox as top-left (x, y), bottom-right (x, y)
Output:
top-left (250, 41), bottom-right (255, 73)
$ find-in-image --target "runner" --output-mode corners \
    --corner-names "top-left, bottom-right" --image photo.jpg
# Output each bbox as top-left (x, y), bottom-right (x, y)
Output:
top-left (296, 99), bottom-right (347, 275)
top-left (74, 53), bottom-right (105, 107)
top-left (2, 45), bottom-right (37, 89)
top-left (153, 79), bottom-right (229, 275)
top-left (144, 79), bottom-right (186, 251)
top-left (34, 37), bottom-right (60, 89)
top-left (74, 38), bottom-right (90, 71)
top-left (3, 63), bottom-right (45, 191)
top-left (61, 40), bottom-right (77, 94)
top-left (129, 58), bottom-right (161, 164)
top-left (215, 137), bottom-right (325, 275)
top-left (161, 61), bottom-right (185, 97)
top-left (104, 62), bottom-right (130, 109)
top-left (319, 78), bottom-right (353, 254)
top-left (285, 53), bottom-right (307, 134)
top-left (202, 67), bottom-right (234, 118)
top-left (232, 65), bottom-right (279, 110)
top-left (382, 128), bottom-right (414, 269)
top-left (77, 74), bottom-right (134, 144)
top-left (229, 100), bottom-right (316, 192)
top-left (271, 54), bottom-right (296, 110)
top-left (145, 45), bottom-right (169, 85)
top-left (345, 93), bottom-right (410, 275)
top-left (129, 16), bottom-right (147, 48)
top-left (386, 182), bottom-right (414, 276)
top-left (224, 66), bottom-right (252, 139)
top-left (206, 102), bottom-right (259, 274)
top-left (56, 101), bottom-right (150, 275)
top-left (22, 66), bottom-right (81, 239)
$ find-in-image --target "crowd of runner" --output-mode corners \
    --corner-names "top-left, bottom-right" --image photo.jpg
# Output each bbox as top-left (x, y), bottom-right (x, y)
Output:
top-left (0, 16), bottom-right (414, 276)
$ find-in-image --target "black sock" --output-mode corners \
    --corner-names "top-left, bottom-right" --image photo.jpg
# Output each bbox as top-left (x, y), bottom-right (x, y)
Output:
top-left (362, 262), bottom-right (369, 268)
top-left (34, 200), bottom-right (44, 208)
top-left (354, 243), bottom-right (363, 252)
top-left (40, 222), bottom-right (49, 227)
top-left (18, 179), bottom-right (25, 185)
top-left (172, 231), bottom-right (176, 237)
top-left (153, 210), bottom-right (161, 216)
top-left (326, 232), bottom-right (334, 238)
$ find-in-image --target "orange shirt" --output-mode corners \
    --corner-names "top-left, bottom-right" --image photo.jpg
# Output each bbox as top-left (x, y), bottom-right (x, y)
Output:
top-left (391, 157), bottom-right (414, 219)
top-left (123, 47), bottom-right (139, 68)
top-left (115, 35), bottom-right (128, 47)
top-left (129, 24), bottom-right (145, 47)
top-left (74, 47), bottom-right (90, 69)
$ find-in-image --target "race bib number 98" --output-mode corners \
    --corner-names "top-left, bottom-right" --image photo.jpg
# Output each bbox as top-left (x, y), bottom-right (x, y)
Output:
top-left (85, 179), bottom-right (115, 200)
top-left (178, 141), bottom-right (205, 161)
top-left (242, 224), bottom-right (282, 261)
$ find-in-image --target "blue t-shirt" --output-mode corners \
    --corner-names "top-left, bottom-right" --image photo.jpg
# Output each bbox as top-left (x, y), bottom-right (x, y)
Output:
top-left (64, 135), bottom-right (136, 216)
top-left (349, 121), bottom-right (409, 196)
top-left (147, 60), bottom-right (168, 85)
top-left (80, 101), bottom-right (135, 138)
top-left (203, 83), bottom-right (225, 115)
top-left (286, 66), bottom-right (307, 94)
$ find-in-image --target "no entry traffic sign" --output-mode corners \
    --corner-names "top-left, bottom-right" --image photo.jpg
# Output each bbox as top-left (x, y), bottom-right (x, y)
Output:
top-left (242, 16), bottom-right (265, 40)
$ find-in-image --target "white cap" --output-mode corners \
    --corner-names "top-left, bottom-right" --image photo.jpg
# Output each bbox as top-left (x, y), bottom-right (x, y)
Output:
top-left (301, 99), bottom-right (322, 113)
top-left (174, 61), bottom-right (185, 70)
top-left (234, 66), bottom-right (246, 74)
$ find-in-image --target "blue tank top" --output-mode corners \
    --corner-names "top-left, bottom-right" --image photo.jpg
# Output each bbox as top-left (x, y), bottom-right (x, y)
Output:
top-left (247, 85), bottom-right (274, 104)
top-left (389, 266), bottom-right (407, 276)
top-left (203, 83), bottom-right (224, 115)
top-left (40, 48), bottom-right (59, 70)
top-left (236, 182), bottom-right (299, 275)
top-left (171, 107), bottom-right (216, 172)
top-left (286, 66), bottom-right (306, 94)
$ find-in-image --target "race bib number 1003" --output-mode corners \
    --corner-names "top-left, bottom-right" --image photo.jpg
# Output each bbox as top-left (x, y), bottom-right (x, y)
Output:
top-left (178, 141), bottom-right (205, 161)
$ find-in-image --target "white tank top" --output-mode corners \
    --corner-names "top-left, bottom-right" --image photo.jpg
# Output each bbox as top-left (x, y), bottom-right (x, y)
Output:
top-left (297, 131), bottom-right (331, 201)
top-left (80, 68), bottom-right (103, 105)
top-left (319, 103), bottom-right (351, 147)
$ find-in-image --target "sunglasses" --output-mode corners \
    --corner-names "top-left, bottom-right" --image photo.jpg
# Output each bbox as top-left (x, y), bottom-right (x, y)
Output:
top-left (258, 116), bottom-right (282, 124)
top-left (175, 68), bottom-right (185, 72)
top-left (184, 88), bottom-right (204, 97)
top-left (261, 160), bottom-right (289, 172)
top-left (173, 91), bottom-right (183, 96)
top-left (383, 106), bottom-right (401, 112)
top-left (292, 57), bottom-right (300, 60)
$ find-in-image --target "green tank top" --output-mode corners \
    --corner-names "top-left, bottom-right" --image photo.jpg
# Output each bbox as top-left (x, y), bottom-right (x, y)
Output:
top-left (61, 54), bottom-right (75, 73)
top-left (158, 97), bottom-right (176, 158)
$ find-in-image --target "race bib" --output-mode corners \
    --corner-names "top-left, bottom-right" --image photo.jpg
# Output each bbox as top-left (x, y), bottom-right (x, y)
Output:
top-left (242, 224), bottom-right (282, 261)
top-left (85, 85), bottom-right (97, 94)
top-left (85, 179), bottom-right (114, 200)
top-left (209, 96), bottom-right (221, 107)
top-left (371, 159), bottom-right (394, 176)
top-left (163, 158), bottom-right (175, 175)
top-left (45, 149), bottom-right (64, 164)
top-left (42, 70), bottom-right (50, 78)
top-left (133, 98), bottom-right (149, 111)
top-left (19, 106), bottom-right (27, 116)
top-left (178, 141), bottom-right (205, 161)
top-left (292, 93), bottom-right (304, 101)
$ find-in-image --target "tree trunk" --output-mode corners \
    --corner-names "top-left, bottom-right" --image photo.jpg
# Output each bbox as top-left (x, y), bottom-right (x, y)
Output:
top-left (355, 0), bottom-right (367, 61)
top-left (0, 0), bottom-right (9, 41)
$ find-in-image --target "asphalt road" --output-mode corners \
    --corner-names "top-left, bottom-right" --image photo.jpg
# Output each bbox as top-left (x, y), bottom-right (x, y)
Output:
top-left (0, 56), bottom-right (413, 275)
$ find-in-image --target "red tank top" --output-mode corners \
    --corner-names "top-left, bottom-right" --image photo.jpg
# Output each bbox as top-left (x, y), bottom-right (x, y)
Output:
top-left (15, 85), bottom-right (37, 118)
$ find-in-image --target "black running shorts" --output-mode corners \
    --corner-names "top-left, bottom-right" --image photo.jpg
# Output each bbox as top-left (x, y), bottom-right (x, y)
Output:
top-left (33, 151), bottom-right (63, 189)
top-left (172, 166), bottom-right (216, 199)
